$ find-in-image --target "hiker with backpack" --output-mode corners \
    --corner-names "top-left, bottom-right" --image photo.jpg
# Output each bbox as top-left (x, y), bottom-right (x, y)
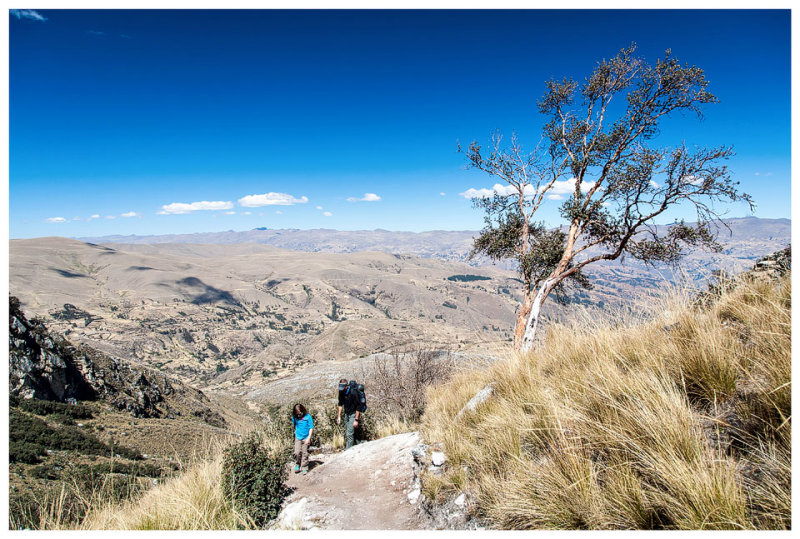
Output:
top-left (291, 403), bottom-right (314, 474)
top-left (336, 378), bottom-right (366, 450)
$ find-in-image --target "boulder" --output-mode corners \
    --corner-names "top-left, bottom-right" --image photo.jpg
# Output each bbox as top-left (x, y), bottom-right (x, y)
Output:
top-left (454, 383), bottom-right (495, 420)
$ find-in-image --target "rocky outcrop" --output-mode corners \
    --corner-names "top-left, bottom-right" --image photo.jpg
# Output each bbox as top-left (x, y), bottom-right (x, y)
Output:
top-left (9, 296), bottom-right (97, 403)
top-left (410, 443), bottom-right (483, 530)
top-left (9, 296), bottom-right (225, 427)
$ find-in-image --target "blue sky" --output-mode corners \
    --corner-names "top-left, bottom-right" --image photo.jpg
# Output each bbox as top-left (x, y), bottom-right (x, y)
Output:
top-left (8, 9), bottom-right (791, 238)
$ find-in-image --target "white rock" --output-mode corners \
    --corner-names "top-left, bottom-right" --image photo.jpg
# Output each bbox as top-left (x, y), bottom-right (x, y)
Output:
top-left (454, 493), bottom-right (466, 507)
top-left (273, 498), bottom-right (308, 530)
top-left (408, 488), bottom-right (421, 504)
top-left (455, 383), bottom-right (495, 420)
top-left (431, 451), bottom-right (447, 466)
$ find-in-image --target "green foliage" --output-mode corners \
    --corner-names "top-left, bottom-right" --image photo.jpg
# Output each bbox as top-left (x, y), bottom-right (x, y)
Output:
top-left (447, 274), bottom-right (491, 282)
top-left (221, 432), bottom-right (289, 528)
top-left (9, 403), bottom-right (141, 463)
top-left (471, 212), bottom-right (591, 300)
top-left (14, 396), bottom-right (94, 420)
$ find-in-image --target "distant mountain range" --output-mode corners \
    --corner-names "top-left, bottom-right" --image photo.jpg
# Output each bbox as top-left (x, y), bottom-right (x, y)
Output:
top-left (78, 217), bottom-right (790, 270)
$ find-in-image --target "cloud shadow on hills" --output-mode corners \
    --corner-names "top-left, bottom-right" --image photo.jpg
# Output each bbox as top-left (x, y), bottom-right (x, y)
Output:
top-left (127, 266), bottom-right (156, 271)
top-left (160, 276), bottom-right (240, 307)
top-left (50, 268), bottom-right (89, 279)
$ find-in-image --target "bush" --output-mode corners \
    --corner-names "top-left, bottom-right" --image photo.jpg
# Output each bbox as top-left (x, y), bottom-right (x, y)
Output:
top-left (16, 398), bottom-right (94, 420)
top-left (369, 347), bottom-right (456, 423)
top-left (447, 274), bottom-right (491, 282)
top-left (9, 406), bottom-right (141, 461)
top-left (10, 440), bottom-right (45, 464)
top-left (220, 432), bottom-right (288, 528)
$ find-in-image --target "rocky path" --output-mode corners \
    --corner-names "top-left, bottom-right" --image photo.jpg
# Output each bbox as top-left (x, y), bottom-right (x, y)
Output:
top-left (273, 432), bottom-right (427, 530)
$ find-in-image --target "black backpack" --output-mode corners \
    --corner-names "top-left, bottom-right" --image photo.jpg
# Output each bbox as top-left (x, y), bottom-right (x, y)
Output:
top-left (347, 380), bottom-right (367, 413)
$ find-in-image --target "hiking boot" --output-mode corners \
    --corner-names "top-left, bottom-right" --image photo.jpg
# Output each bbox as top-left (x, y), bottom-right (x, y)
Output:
top-left (293, 464), bottom-right (301, 473)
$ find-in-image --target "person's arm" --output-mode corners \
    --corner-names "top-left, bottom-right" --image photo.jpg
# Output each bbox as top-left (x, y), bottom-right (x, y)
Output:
top-left (337, 405), bottom-right (342, 424)
top-left (354, 410), bottom-right (360, 427)
top-left (305, 416), bottom-right (314, 444)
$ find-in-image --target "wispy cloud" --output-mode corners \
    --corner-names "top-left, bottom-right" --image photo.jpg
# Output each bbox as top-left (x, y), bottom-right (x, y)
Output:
top-left (323, 211), bottom-right (333, 217)
top-left (243, 211), bottom-right (252, 215)
top-left (120, 211), bottom-right (140, 218)
top-left (87, 214), bottom-right (100, 221)
top-left (440, 192), bottom-right (446, 196)
top-left (347, 193), bottom-right (381, 202)
top-left (275, 210), bottom-right (283, 215)
top-left (45, 216), bottom-right (66, 223)
top-left (238, 192), bottom-right (308, 207)
top-left (11, 9), bottom-right (47, 22)
top-left (158, 200), bottom-right (234, 215)
top-left (315, 205), bottom-right (324, 210)
top-left (88, 30), bottom-right (106, 36)
top-left (459, 178), bottom-right (594, 199)
top-left (754, 172), bottom-right (774, 177)
top-left (223, 211), bottom-right (236, 215)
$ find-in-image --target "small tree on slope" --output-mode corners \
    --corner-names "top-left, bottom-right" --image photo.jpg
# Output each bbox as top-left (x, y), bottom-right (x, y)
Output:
top-left (461, 44), bottom-right (753, 352)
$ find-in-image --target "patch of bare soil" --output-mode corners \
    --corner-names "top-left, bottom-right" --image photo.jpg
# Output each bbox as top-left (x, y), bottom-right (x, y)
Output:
top-left (280, 432), bottom-right (427, 530)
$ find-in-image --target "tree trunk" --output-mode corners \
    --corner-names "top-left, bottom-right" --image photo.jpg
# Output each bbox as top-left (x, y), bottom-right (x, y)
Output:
top-left (519, 278), bottom-right (555, 353)
top-left (513, 292), bottom-right (534, 351)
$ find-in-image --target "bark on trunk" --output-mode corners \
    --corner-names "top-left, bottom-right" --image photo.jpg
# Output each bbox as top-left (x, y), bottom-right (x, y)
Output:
top-left (513, 293), bottom-right (534, 351)
top-left (520, 278), bottom-right (555, 353)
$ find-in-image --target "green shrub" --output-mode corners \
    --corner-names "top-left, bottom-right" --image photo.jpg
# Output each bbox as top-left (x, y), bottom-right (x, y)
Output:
top-left (9, 406), bottom-right (141, 461)
top-left (221, 432), bottom-right (289, 528)
top-left (10, 440), bottom-right (46, 464)
top-left (447, 274), bottom-right (491, 282)
top-left (16, 398), bottom-right (94, 420)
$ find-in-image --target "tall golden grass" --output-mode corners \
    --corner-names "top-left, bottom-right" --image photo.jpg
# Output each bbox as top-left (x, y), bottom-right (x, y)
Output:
top-left (421, 273), bottom-right (791, 529)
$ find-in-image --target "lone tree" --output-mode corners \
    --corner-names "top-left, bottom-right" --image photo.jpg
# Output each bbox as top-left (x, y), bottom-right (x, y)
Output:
top-left (461, 44), bottom-right (753, 352)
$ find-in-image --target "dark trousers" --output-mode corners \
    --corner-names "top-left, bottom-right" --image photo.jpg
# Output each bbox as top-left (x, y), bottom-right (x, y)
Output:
top-left (344, 411), bottom-right (357, 449)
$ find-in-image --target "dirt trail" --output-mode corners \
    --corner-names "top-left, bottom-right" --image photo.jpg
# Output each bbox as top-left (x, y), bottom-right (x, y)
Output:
top-left (277, 432), bottom-right (426, 530)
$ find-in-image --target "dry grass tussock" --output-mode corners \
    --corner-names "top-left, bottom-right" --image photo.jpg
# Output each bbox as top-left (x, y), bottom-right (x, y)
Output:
top-left (32, 424), bottom-right (291, 530)
top-left (421, 273), bottom-right (791, 529)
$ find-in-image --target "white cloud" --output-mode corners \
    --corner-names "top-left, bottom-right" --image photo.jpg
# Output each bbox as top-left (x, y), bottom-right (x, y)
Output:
top-left (223, 211), bottom-right (236, 215)
top-left (347, 193), bottom-right (381, 202)
top-left (120, 211), bottom-right (140, 218)
top-left (754, 172), bottom-right (773, 177)
top-left (459, 178), bottom-right (594, 199)
top-left (72, 217), bottom-right (81, 221)
top-left (649, 180), bottom-right (660, 189)
top-left (158, 200), bottom-right (234, 215)
top-left (316, 206), bottom-right (323, 210)
top-left (238, 192), bottom-right (308, 207)
top-left (45, 217), bottom-right (66, 223)
top-left (243, 211), bottom-right (252, 216)
top-left (105, 215), bottom-right (116, 220)
top-left (323, 211), bottom-right (333, 217)
top-left (440, 192), bottom-right (446, 196)
top-left (275, 210), bottom-right (282, 215)
top-left (88, 214), bottom-right (100, 221)
top-left (683, 175), bottom-right (704, 186)
top-left (11, 9), bottom-right (46, 22)
top-left (547, 194), bottom-right (564, 200)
